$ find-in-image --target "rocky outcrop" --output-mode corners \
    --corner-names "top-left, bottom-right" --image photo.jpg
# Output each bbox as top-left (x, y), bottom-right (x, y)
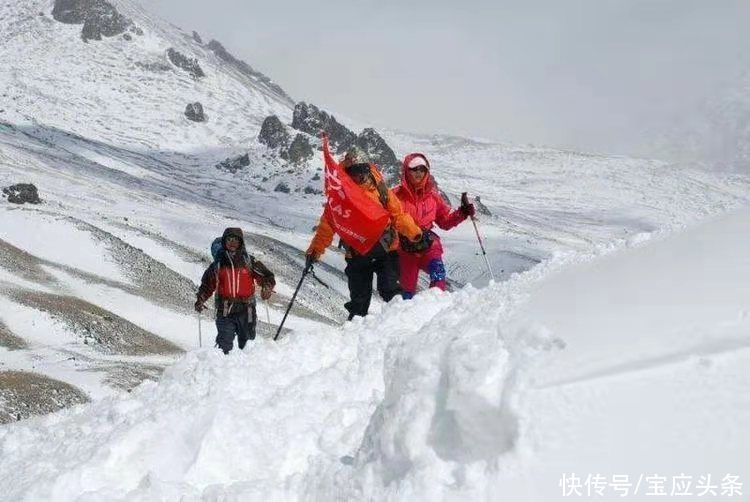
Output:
top-left (206, 40), bottom-right (292, 103)
top-left (135, 61), bottom-right (171, 72)
top-left (2, 184), bottom-right (41, 205)
top-left (52, 0), bottom-right (137, 42)
top-left (184, 102), bottom-right (207, 122)
top-left (274, 182), bottom-right (290, 193)
top-left (356, 128), bottom-right (399, 181)
top-left (282, 134), bottom-right (314, 164)
top-left (258, 115), bottom-right (290, 149)
top-left (292, 102), bottom-right (356, 154)
top-left (167, 48), bottom-right (205, 79)
top-left (216, 153), bottom-right (250, 173)
top-left (192, 31), bottom-right (203, 44)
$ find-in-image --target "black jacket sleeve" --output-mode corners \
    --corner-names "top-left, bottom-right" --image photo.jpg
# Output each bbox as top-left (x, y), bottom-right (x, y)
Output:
top-left (196, 263), bottom-right (218, 303)
top-left (251, 259), bottom-right (275, 288)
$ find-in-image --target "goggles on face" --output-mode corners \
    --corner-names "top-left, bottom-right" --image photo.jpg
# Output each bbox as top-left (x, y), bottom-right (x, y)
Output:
top-left (226, 236), bottom-right (240, 242)
top-left (408, 165), bottom-right (428, 173)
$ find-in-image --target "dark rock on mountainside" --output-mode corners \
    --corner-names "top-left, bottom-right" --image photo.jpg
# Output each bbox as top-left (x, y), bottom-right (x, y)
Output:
top-left (167, 48), bottom-right (205, 79)
top-left (184, 102), bottom-right (207, 122)
top-left (135, 61), bottom-right (171, 72)
top-left (206, 40), bottom-right (292, 103)
top-left (258, 115), bottom-right (290, 149)
top-left (52, 0), bottom-right (137, 42)
top-left (192, 31), bottom-right (203, 44)
top-left (292, 102), bottom-right (356, 154)
top-left (274, 182), bottom-right (291, 193)
top-left (282, 134), bottom-right (314, 164)
top-left (356, 128), bottom-right (399, 181)
top-left (216, 153), bottom-right (250, 173)
top-left (2, 184), bottom-right (41, 205)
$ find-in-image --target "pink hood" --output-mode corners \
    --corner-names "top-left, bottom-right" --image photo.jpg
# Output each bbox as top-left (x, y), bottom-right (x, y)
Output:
top-left (398, 152), bottom-right (436, 202)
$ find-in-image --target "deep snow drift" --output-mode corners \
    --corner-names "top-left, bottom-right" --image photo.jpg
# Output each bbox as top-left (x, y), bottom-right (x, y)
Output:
top-left (0, 206), bottom-right (747, 501)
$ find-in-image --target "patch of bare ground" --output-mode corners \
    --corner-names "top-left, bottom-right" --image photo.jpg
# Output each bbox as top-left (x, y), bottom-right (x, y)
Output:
top-left (0, 238), bottom-right (58, 286)
top-left (0, 319), bottom-right (27, 350)
top-left (65, 216), bottom-right (198, 314)
top-left (3, 212), bottom-right (345, 327)
top-left (0, 370), bottom-right (88, 424)
top-left (98, 362), bottom-right (164, 392)
top-left (5, 289), bottom-right (182, 356)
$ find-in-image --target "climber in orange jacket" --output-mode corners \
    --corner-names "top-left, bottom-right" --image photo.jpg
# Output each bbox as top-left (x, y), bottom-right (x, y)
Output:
top-left (306, 146), bottom-right (424, 320)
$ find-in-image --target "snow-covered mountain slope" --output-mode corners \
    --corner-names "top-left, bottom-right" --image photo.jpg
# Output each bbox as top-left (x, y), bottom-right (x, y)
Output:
top-left (0, 0), bottom-right (292, 152)
top-left (2, 0), bottom-right (748, 278)
top-left (1, 204), bottom-right (747, 502)
top-left (382, 129), bottom-right (750, 283)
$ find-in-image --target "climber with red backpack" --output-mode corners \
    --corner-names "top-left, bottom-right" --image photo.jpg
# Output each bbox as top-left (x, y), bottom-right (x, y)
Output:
top-left (393, 153), bottom-right (475, 298)
top-left (305, 138), bottom-right (425, 320)
top-left (195, 227), bottom-right (275, 353)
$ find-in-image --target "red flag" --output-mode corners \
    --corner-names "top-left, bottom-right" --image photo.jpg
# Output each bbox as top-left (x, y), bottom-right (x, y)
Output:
top-left (322, 135), bottom-right (389, 255)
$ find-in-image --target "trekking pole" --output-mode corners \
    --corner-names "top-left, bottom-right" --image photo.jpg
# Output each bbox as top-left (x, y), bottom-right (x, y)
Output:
top-left (462, 192), bottom-right (495, 282)
top-left (197, 311), bottom-right (203, 348)
top-left (273, 264), bottom-right (312, 341)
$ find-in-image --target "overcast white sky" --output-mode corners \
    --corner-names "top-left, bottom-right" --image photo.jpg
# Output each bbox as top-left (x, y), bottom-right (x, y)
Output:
top-left (144, 0), bottom-right (750, 157)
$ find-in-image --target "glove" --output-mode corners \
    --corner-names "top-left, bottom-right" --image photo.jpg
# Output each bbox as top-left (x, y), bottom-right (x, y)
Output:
top-left (400, 231), bottom-right (433, 253)
top-left (260, 283), bottom-right (274, 300)
top-left (460, 192), bottom-right (476, 218)
top-left (305, 251), bottom-right (319, 270)
top-left (194, 299), bottom-right (205, 313)
top-left (460, 203), bottom-right (476, 218)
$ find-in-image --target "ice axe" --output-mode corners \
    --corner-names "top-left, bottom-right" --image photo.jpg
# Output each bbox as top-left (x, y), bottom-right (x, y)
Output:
top-left (273, 261), bottom-right (314, 341)
top-left (462, 192), bottom-right (495, 281)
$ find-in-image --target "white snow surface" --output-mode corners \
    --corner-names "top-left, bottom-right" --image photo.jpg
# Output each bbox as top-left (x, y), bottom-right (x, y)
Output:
top-left (0, 206), bottom-right (748, 502)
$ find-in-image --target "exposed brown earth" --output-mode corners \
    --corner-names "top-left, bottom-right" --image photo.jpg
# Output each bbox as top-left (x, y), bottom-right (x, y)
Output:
top-left (5, 289), bottom-right (182, 356)
top-left (0, 319), bottom-right (27, 350)
top-left (65, 216), bottom-right (198, 315)
top-left (0, 370), bottom-right (88, 424)
top-left (0, 238), bottom-right (58, 286)
top-left (97, 362), bottom-right (164, 392)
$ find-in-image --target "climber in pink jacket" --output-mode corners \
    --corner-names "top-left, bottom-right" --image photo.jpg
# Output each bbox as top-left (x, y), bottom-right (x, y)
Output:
top-left (393, 153), bottom-right (475, 298)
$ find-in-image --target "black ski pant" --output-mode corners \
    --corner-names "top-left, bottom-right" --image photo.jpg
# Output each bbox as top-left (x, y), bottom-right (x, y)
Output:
top-left (344, 247), bottom-right (401, 320)
top-left (215, 302), bottom-right (257, 354)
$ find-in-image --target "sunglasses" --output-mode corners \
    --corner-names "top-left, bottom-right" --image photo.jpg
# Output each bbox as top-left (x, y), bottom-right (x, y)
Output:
top-left (409, 166), bottom-right (428, 173)
top-left (226, 236), bottom-right (240, 242)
